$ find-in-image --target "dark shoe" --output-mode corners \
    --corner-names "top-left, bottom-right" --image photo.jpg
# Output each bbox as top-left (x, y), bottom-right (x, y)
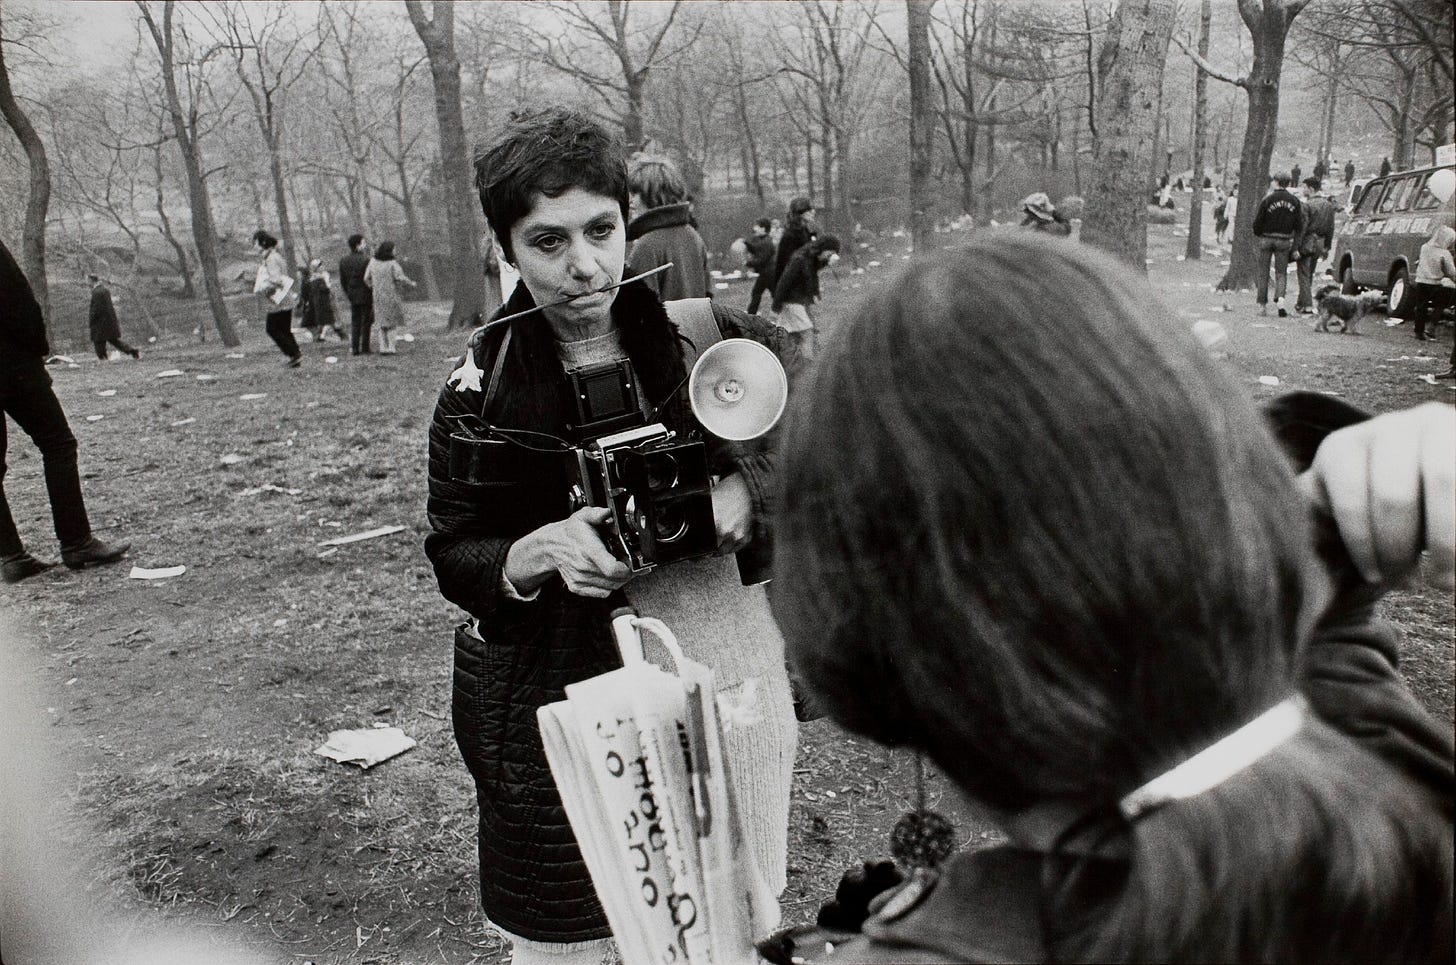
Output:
top-left (60, 537), bottom-right (130, 570)
top-left (1278, 307), bottom-right (1288, 318)
top-left (285, 356), bottom-right (302, 368)
top-left (1435, 369), bottom-right (1455, 380)
top-left (3, 554), bottom-right (55, 584)
top-left (130, 348), bottom-right (141, 359)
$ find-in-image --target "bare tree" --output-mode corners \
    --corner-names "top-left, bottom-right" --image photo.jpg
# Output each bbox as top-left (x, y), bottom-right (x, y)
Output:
top-left (137, 0), bottom-right (239, 346)
top-left (1185, 0), bottom-right (1211, 261)
top-left (1177, 0), bottom-right (1313, 290)
top-left (318, 2), bottom-right (382, 238)
top-left (524, 1), bottom-right (696, 150)
top-left (1082, 0), bottom-right (1177, 268)
top-left (907, 0), bottom-right (935, 251)
top-left (0, 4), bottom-right (53, 322)
top-left (374, 55), bottom-right (440, 300)
top-left (404, 0), bottom-right (484, 329)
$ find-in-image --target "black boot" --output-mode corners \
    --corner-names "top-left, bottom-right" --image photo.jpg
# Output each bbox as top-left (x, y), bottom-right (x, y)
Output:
top-left (3, 552), bottom-right (55, 583)
top-left (60, 537), bottom-right (130, 570)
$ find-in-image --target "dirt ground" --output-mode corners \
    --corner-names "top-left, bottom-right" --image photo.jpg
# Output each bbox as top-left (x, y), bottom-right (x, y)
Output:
top-left (2, 220), bottom-right (1451, 964)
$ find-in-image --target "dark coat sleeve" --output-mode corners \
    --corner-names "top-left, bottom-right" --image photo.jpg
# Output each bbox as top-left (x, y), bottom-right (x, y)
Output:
top-left (773, 252), bottom-right (811, 310)
top-left (88, 289), bottom-right (121, 340)
top-left (0, 239), bottom-right (48, 361)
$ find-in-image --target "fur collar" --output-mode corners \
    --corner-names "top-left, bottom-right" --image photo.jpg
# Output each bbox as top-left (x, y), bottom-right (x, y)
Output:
top-left (627, 203), bottom-right (694, 242)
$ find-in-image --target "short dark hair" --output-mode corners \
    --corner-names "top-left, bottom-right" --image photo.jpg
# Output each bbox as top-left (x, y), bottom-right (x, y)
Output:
top-left (810, 235), bottom-right (841, 256)
top-left (252, 230), bottom-right (278, 250)
top-left (374, 241), bottom-right (395, 261)
top-left (628, 154), bottom-right (687, 210)
top-left (1303, 176), bottom-right (1322, 191)
top-left (474, 108), bottom-right (629, 264)
top-left (1275, 174), bottom-right (1292, 187)
top-left (348, 233), bottom-right (365, 251)
top-left (772, 234), bottom-right (1451, 962)
top-left (754, 218), bottom-right (772, 231)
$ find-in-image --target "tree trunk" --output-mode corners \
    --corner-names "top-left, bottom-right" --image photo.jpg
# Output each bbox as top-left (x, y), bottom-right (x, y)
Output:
top-left (396, 158), bottom-right (441, 300)
top-left (623, 74), bottom-right (646, 151)
top-left (266, 138), bottom-right (298, 268)
top-left (1082, 0), bottom-right (1177, 268)
top-left (907, 0), bottom-right (935, 252)
top-left (1318, 68), bottom-right (1338, 163)
top-left (1217, 1), bottom-right (1304, 291)
top-left (1185, 0), bottom-right (1211, 260)
top-left (405, 0), bottom-right (485, 328)
top-left (139, 2), bottom-right (240, 346)
top-left (0, 15), bottom-right (52, 326)
top-left (153, 149), bottom-right (196, 298)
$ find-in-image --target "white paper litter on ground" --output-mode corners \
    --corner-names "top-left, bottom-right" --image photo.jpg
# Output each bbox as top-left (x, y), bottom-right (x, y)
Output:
top-left (239, 484), bottom-right (302, 497)
top-left (239, 393), bottom-right (267, 401)
top-left (1419, 374), bottom-right (1440, 385)
top-left (196, 374), bottom-right (217, 381)
top-left (226, 352), bottom-right (246, 359)
top-left (319, 525), bottom-right (406, 547)
top-left (315, 726), bottom-right (416, 769)
top-left (155, 369), bottom-right (185, 378)
top-left (46, 355), bottom-right (77, 365)
top-left (325, 356), bottom-right (339, 364)
top-left (85, 414), bottom-right (104, 422)
top-left (129, 564), bottom-right (186, 580)
top-left (219, 453), bottom-right (247, 465)
top-left (170, 417), bottom-right (196, 427)
top-left (97, 389), bottom-right (117, 397)
top-left (1258, 376), bottom-right (1281, 386)
top-left (398, 333), bottom-right (415, 342)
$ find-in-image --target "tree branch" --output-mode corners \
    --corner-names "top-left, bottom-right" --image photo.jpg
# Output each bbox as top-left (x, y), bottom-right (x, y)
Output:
top-left (1173, 32), bottom-right (1248, 88)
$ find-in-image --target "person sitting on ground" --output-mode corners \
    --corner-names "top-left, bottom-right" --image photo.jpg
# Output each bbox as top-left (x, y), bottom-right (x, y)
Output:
top-left (624, 153), bottom-right (710, 301)
top-left (87, 274), bottom-right (140, 361)
top-left (772, 234), bottom-right (841, 360)
top-left (767, 234), bottom-right (1453, 963)
top-left (1, 240), bottom-right (130, 583)
top-left (1019, 192), bottom-right (1073, 236)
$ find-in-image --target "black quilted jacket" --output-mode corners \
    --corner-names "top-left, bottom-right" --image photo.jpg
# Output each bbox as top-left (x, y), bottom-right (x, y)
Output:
top-left (425, 280), bottom-right (799, 942)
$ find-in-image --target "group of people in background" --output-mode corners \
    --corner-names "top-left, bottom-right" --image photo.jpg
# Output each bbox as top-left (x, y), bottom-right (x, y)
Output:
top-left (251, 230), bottom-right (416, 367)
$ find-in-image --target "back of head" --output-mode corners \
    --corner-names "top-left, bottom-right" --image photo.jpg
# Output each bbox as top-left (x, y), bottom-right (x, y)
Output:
top-left (474, 107), bottom-right (629, 263)
top-left (347, 233), bottom-right (365, 252)
top-left (1303, 177), bottom-right (1322, 193)
top-left (628, 154), bottom-right (687, 211)
top-left (809, 235), bottom-right (840, 257)
top-left (374, 242), bottom-right (395, 261)
top-left (772, 235), bottom-right (1452, 962)
top-left (252, 230), bottom-right (277, 250)
top-left (755, 217), bottom-right (772, 233)
top-left (1429, 224), bottom-right (1456, 249)
top-left (788, 196), bottom-right (813, 224)
top-left (1276, 174), bottom-right (1292, 188)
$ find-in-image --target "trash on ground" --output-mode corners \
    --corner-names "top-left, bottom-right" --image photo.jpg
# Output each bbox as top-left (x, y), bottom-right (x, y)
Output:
top-left (398, 333), bottom-right (414, 342)
top-left (219, 453), bottom-right (247, 466)
top-left (1385, 318), bottom-right (1404, 327)
top-left (170, 417), bottom-right (196, 427)
top-left (317, 547), bottom-right (339, 559)
top-left (325, 356), bottom-right (339, 364)
top-left (1258, 375), bottom-right (1281, 386)
top-left (85, 414), bottom-right (104, 422)
top-left (45, 355), bottom-right (77, 366)
top-left (1419, 374), bottom-right (1441, 385)
top-left (315, 726), bottom-right (417, 770)
top-left (155, 369), bottom-right (185, 378)
top-left (239, 393), bottom-right (267, 401)
top-left (129, 564), bottom-right (186, 580)
top-left (196, 374), bottom-right (217, 381)
top-left (97, 389), bottom-right (117, 397)
top-left (714, 282), bottom-right (729, 290)
top-left (226, 352), bottom-right (246, 359)
top-left (239, 484), bottom-right (302, 497)
top-left (319, 525), bottom-right (407, 547)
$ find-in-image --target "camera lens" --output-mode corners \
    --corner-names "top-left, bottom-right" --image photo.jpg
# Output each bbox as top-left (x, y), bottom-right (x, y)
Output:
top-left (652, 505), bottom-right (689, 544)
top-left (643, 452), bottom-right (679, 493)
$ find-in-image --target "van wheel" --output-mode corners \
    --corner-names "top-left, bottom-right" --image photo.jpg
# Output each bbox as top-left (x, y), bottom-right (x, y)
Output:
top-left (1340, 264), bottom-right (1357, 295)
top-left (1387, 267), bottom-right (1413, 318)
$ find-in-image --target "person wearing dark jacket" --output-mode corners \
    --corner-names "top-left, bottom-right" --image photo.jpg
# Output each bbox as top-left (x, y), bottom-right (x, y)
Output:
top-left (1, 240), bottom-right (129, 583)
top-left (773, 196), bottom-right (817, 284)
top-left (623, 154), bottom-right (710, 302)
top-left (86, 275), bottom-right (139, 360)
top-left (428, 108), bottom-right (802, 964)
top-left (762, 236), bottom-right (1452, 964)
top-left (1252, 174), bottom-right (1307, 316)
top-left (745, 217), bottom-right (777, 315)
top-left (297, 259), bottom-right (344, 342)
top-left (338, 234), bottom-right (373, 355)
top-left (1295, 177), bottom-right (1338, 313)
top-left (773, 234), bottom-right (840, 360)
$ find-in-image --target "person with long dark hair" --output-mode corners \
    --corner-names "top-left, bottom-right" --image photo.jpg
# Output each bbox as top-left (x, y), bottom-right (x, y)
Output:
top-left (769, 235), bottom-right (1453, 962)
top-left (250, 230), bottom-right (301, 368)
top-left (772, 196), bottom-right (816, 284)
top-left (363, 241), bottom-right (416, 355)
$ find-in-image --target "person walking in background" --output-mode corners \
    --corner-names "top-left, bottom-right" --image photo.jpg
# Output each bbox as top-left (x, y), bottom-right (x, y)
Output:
top-left (774, 197), bottom-right (817, 285)
top-left (1313, 157), bottom-right (1328, 183)
top-left (1291, 163), bottom-right (1302, 185)
top-left (1213, 188), bottom-right (1230, 245)
top-left (301, 258), bottom-right (344, 342)
top-left (364, 241), bottom-right (415, 355)
top-left (1222, 190), bottom-right (1239, 247)
top-left (623, 154), bottom-right (710, 301)
top-left (1252, 174), bottom-right (1306, 317)
top-left (744, 217), bottom-right (777, 315)
top-left (339, 234), bottom-right (373, 355)
top-left (772, 234), bottom-right (840, 360)
top-left (1, 240), bottom-right (129, 583)
top-left (1344, 159), bottom-right (1356, 185)
top-left (1295, 177), bottom-right (1337, 315)
top-left (1380, 156), bottom-right (1392, 177)
top-left (86, 275), bottom-right (139, 361)
top-left (293, 264), bottom-right (320, 343)
top-left (251, 230), bottom-right (301, 368)
top-left (1412, 224), bottom-right (1456, 344)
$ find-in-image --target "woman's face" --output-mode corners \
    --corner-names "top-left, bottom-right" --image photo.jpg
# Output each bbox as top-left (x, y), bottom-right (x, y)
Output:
top-left (509, 186), bottom-right (625, 335)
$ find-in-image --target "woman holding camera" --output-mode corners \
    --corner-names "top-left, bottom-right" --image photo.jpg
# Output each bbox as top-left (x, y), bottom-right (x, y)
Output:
top-left (425, 109), bottom-right (802, 965)
top-left (769, 235), bottom-right (1452, 962)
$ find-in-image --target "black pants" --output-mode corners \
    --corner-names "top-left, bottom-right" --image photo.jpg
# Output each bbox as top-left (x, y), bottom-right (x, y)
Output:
top-left (349, 301), bottom-right (374, 354)
top-left (746, 273), bottom-right (775, 315)
top-left (1412, 282), bottom-right (1451, 339)
top-left (265, 309), bottom-right (301, 360)
top-left (0, 361), bottom-right (92, 558)
top-left (93, 336), bottom-right (138, 360)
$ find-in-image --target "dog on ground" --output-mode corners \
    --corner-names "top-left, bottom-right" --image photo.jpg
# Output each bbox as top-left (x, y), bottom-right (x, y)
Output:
top-left (1313, 284), bottom-right (1384, 334)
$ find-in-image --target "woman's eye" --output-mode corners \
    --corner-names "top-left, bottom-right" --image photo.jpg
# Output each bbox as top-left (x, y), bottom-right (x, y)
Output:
top-left (588, 222), bottom-right (616, 240)
top-left (533, 235), bottom-right (564, 253)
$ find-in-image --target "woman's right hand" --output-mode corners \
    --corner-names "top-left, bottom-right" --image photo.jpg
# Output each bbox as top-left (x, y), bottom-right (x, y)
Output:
top-left (504, 506), bottom-right (635, 598)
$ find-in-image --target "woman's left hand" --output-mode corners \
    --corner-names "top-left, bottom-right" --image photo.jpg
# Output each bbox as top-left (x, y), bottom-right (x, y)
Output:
top-left (711, 473), bottom-right (753, 554)
top-left (1298, 402), bottom-right (1454, 589)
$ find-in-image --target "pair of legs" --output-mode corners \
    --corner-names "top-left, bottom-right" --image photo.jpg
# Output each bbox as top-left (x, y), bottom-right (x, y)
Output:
top-left (378, 327), bottom-right (396, 354)
top-left (747, 272), bottom-right (775, 315)
top-left (93, 337), bottom-right (139, 360)
top-left (1, 362), bottom-right (127, 579)
top-left (1412, 282), bottom-right (1450, 341)
top-left (1295, 250), bottom-right (1323, 312)
top-left (777, 302), bottom-right (817, 359)
top-left (1255, 236), bottom-right (1293, 311)
top-left (264, 309), bottom-right (301, 365)
top-left (350, 302), bottom-right (374, 355)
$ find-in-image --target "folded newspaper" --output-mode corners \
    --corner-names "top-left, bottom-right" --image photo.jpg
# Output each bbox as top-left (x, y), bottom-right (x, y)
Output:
top-left (538, 612), bottom-right (779, 965)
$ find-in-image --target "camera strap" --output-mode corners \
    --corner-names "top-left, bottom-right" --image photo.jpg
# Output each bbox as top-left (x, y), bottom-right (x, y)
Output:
top-left (664, 297), bottom-right (721, 368)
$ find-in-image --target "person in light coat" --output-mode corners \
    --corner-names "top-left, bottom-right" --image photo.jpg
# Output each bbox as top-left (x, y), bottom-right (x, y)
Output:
top-left (363, 241), bottom-right (416, 354)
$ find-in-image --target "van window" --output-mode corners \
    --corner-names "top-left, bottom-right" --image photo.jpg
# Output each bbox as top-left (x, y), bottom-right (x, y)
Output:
top-left (1377, 175), bottom-right (1416, 213)
top-left (1354, 181), bottom-right (1386, 215)
top-left (1410, 172), bottom-right (1444, 211)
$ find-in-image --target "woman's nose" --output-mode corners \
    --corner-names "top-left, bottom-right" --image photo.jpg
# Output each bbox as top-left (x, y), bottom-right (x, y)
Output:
top-left (565, 242), bottom-right (597, 280)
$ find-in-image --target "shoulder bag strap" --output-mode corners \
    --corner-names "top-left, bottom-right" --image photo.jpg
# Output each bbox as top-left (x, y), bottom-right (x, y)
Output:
top-left (664, 297), bottom-right (721, 368)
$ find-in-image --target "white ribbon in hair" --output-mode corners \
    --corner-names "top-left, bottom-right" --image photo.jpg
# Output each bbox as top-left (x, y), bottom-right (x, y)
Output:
top-left (1119, 696), bottom-right (1306, 821)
